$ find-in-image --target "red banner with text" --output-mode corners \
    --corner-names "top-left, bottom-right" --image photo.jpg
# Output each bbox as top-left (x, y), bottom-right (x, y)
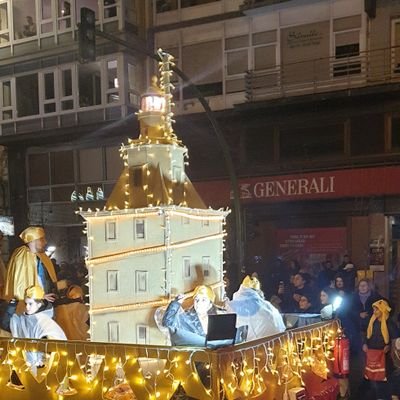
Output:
top-left (194, 166), bottom-right (400, 207)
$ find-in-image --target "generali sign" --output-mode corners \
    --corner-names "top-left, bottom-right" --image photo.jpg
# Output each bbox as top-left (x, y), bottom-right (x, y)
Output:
top-left (194, 166), bottom-right (400, 207)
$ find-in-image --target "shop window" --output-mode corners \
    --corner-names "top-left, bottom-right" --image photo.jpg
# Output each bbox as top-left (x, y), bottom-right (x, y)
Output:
top-left (0, 2), bottom-right (10, 44)
top-left (51, 186), bottom-right (75, 201)
top-left (28, 153), bottom-right (50, 186)
top-left (16, 74), bottom-right (39, 117)
top-left (50, 150), bottom-right (74, 184)
top-left (13, 0), bottom-right (36, 39)
top-left (78, 63), bottom-right (101, 107)
top-left (28, 189), bottom-right (50, 203)
top-left (392, 116), bottom-right (400, 150)
top-left (280, 124), bottom-right (344, 160)
top-left (58, 0), bottom-right (72, 30)
top-left (350, 114), bottom-right (384, 156)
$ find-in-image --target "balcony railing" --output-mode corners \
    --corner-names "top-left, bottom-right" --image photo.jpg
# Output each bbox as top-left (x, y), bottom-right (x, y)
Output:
top-left (0, 319), bottom-right (339, 400)
top-left (244, 45), bottom-right (400, 102)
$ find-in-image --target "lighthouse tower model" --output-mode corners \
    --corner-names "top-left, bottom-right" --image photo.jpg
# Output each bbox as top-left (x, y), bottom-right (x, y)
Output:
top-left (80, 51), bottom-right (230, 344)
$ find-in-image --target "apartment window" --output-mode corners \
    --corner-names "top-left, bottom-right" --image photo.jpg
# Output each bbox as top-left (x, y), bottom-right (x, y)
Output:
top-left (156, 0), bottom-right (178, 13)
top-left (136, 325), bottom-right (148, 345)
top-left (78, 63), bottom-right (101, 107)
top-left (333, 30), bottom-right (360, 77)
top-left (41, 71), bottom-right (56, 114)
top-left (104, 0), bottom-right (117, 18)
top-left (1, 80), bottom-right (13, 120)
top-left (350, 114), bottom-right (384, 156)
top-left (106, 60), bottom-right (119, 103)
top-left (135, 270), bottom-right (148, 293)
top-left (183, 257), bottom-right (191, 279)
top-left (79, 148), bottom-right (103, 182)
top-left (16, 74), bottom-right (39, 117)
top-left (182, 41), bottom-right (222, 99)
top-left (182, 0), bottom-right (219, 8)
top-left (392, 20), bottom-right (400, 73)
top-left (41, 0), bottom-right (54, 34)
top-left (135, 219), bottom-right (145, 239)
top-left (108, 321), bottom-right (120, 342)
top-left (280, 124), bottom-right (344, 160)
top-left (106, 146), bottom-right (123, 180)
top-left (57, 0), bottom-right (72, 30)
top-left (75, 0), bottom-right (98, 22)
top-left (128, 63), bottom-right (139, 105)
top-left (107, 270), bottom-right (119, 291)
top-left (0, 2), bottom-right (10, 44)
top-left (202, 256), bottom-right (210, 277)
top-left (13, 0), bottom-right (37, 39)
top-left (225, 36), bottom-right (249, 77)
top-left (392, 116), bottom-right (400, 150)
top-left (60, 68), bottom-right (74, 110)
top-left (106, 220), bottom-right (117, 240)
top-left (28, 153), bottom-right (50, 186)
top-left (50, 150), bottom-right (74, 184)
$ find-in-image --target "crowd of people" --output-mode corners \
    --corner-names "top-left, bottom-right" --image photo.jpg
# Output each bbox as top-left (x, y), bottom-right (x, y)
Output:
top-left (241, 255), bottom-right (400, 400)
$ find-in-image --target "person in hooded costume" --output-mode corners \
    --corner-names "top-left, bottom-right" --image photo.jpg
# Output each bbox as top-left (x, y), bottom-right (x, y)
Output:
top-left (4, 226), bottom-right (57, 304)
top-left (226, 275), bottom-right (286, 341)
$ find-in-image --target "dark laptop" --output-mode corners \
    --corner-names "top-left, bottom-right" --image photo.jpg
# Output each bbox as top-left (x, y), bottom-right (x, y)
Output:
top-left (206, 314), bottom-right (248, 347)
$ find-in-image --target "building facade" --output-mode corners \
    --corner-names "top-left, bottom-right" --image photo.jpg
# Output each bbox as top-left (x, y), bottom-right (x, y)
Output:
top-left (151, 0), bottom-right (400, 305)
top-left (0, 0), bottom-right (150, 263)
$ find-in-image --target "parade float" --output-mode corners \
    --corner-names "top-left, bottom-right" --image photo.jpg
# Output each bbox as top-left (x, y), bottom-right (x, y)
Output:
top-left (0, 51), bottom-right (340, 400)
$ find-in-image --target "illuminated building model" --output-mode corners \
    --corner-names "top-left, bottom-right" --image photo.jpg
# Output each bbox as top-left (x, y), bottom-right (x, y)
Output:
top-left (80, 50), bottom-right (229, 344)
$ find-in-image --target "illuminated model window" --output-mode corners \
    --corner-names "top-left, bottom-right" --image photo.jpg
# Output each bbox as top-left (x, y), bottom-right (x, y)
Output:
top-left (135, 270), bottom-right (148, 293)
top-left (135, 219), bottom-right (145, 239)
top-left (136, 325), bottom-right (149, 345)
top-left (202, 256), bottom-right (210, 277)
top-left (106, 220), bottom-right (117, 240)
top-left (183, 257), bottom-right (191, 279)
top-left (108, 321), bottom-right (120, 342)
top-left (107, 270), bottom-right (119, 292)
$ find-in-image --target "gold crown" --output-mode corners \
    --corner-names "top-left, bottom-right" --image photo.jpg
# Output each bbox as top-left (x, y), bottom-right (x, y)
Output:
top-left (193, 285), bottom-right (215, 302)
top-left (24, 285), bottom-right (45, 300)
top-left (241, 276), bottom-right (261, 291)
top-left (19, 226), bottom-right (45, 244)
